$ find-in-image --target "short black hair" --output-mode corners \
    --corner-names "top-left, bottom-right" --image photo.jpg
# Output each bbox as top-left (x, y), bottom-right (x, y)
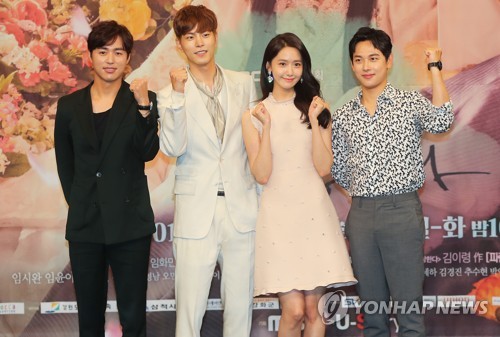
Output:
top-left (87, 20), bottom-right (134, 55)
top-left (349, 27), bottom-right (392, 62)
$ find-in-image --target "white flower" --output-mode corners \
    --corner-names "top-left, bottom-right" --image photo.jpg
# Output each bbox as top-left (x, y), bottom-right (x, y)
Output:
top-left (0, 32), bottom-right (18, 56)
top-left (2, 46), bottom-right (42, 75)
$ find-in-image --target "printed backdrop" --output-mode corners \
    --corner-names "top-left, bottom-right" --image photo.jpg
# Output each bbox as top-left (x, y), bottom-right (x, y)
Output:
top-left (0, 0), bottom-right (499, 336)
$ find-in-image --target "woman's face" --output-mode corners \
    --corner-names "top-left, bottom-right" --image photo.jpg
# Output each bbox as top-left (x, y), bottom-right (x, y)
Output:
top-left (267, 46), bottom-right (303, 98)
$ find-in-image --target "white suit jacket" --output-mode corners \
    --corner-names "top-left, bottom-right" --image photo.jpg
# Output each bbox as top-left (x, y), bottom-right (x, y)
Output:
top-left (158, 67), bottom-right (258, 239)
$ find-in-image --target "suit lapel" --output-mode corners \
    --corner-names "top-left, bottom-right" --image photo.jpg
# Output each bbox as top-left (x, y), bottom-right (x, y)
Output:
top-left (221, 70), bottom-right (242, 152)
top-left (75, 84), bottom-right (99, 150)
top-left (185, 75), bottom-right (220, 148)
top-left (99, 81), bottom-right (133, 161)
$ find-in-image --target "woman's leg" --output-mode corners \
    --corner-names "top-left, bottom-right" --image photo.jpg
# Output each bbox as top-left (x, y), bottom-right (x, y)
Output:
top-left (278, 290), bottom-right (306, 337)
top-left (303, 287), bottom-right (326, 337)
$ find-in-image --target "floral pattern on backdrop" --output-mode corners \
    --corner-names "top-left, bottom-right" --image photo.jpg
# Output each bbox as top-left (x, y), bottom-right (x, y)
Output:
top-left (0, 0), bottom-right (188, 177)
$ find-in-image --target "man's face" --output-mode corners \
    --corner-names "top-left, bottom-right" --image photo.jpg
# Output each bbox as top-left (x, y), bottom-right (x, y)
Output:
top-left (177, 26), bottom-right (217, 69)
top-left (90, 36), bottom-right (130, 84)
top-left (351, 40), bottom-right (392, 92)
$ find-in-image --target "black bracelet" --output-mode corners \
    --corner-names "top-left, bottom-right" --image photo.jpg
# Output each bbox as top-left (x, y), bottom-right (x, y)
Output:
top-left (137, 102), bottom-right (153, 111)
top-left (427, 61), bottom-right (442, 71)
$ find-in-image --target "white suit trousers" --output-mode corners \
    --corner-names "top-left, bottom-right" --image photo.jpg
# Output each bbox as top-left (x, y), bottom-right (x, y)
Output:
top-left (174, 195), bottom-right (255, 337)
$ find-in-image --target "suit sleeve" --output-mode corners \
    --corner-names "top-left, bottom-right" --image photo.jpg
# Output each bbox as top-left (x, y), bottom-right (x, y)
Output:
top-left (247, 73), bottom-right (258, 109)
top-left (54, 98), bottom-right (74, 204)
top-left (157, 85), bottom-right (188, 157)
top-left (137, 90), bottom-right (160, 162)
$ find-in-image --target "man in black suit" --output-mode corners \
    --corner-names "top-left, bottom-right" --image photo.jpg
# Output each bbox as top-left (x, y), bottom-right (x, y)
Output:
top-left (54, 20), bottom-right (159, 337)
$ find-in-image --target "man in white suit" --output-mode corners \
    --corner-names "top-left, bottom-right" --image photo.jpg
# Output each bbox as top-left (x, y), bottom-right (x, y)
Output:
top-left (157, 5), bottom-right (258, 337)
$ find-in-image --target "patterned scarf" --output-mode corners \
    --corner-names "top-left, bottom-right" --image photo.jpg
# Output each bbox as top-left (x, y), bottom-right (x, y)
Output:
top-left (189, 66), bottom-right (225, 143)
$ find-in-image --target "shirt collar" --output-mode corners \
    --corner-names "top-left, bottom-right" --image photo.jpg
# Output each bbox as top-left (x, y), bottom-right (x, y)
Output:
top-left (354, 82), bottom-right (396, 109)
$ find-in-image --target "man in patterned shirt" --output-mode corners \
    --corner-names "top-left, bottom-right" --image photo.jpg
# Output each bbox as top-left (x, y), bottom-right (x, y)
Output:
top-left (331, 27), bottom-right (453, 337)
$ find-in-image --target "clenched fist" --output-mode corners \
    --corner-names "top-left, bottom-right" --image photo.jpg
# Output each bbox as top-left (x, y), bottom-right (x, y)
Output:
top-left (130, 78), bottom-right (150, 106)
top-left (252, 102), bottom-right (271, 128)
top-left (170, 67), bottom-right (188, 93)
top-left (308, 96), bottom-right (327, 121)
top-left (424, 48), bottom-right (442, 63)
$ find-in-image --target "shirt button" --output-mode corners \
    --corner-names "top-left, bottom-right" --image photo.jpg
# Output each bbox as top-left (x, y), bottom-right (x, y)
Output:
top-left (96, 172), bottom-right (102, 178)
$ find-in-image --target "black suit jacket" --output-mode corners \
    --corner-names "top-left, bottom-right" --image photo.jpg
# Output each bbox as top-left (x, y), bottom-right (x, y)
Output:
top-left (54, 81), bottom-right (159, 244)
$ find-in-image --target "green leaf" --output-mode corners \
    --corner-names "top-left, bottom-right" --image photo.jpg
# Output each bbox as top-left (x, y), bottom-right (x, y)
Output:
top-left (0, 71), bottom-right (17, 93)
top-left (2, 152), bottom-right (31, 177)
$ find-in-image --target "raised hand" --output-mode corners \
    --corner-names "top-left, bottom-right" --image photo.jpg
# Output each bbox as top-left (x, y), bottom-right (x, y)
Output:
top-left (129, 78), bottom-right (150, 106)
top-left (425, 48), bottom-right (442, 63)
top-left (308, 96), bottom-right (327, 122)
top-left (251, 102), bottom-right (271, 128)
top-left (170, 67), bottom-right (188, 93)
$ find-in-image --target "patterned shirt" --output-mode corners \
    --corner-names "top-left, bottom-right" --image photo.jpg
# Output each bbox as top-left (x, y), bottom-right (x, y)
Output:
top-left (331, 83), bottom-right (453, 197)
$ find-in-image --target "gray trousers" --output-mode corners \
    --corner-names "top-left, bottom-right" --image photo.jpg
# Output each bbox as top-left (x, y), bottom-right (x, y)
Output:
top-left (346, 191), bottom-right (425, 337)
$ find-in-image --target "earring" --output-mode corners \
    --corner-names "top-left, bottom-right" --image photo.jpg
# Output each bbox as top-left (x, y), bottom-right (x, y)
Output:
top-left (300, 77), bottom-right (303, 83)
top-left (267, 71), bottom-right (274, 83)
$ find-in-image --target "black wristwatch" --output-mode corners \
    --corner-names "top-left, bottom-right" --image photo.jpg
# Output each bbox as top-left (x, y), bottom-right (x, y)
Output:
top-left (427, 61), bottom-right (442, 71)
top-left (137, 101), bottom-right (153, 111)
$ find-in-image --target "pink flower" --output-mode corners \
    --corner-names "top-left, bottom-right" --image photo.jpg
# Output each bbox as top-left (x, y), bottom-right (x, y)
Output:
top-left (1, 92), bottom-right (20, 109)
top-left (66, 34), bottom-right (91, 67)
top-left (18, 71), bottom-right (41, 87)
top-left (0, 11), bottom-right (25, 45)
top-left (28, 40), bottom-right (52, 60)
top-left (11, 0), bottom-right (48, 27)
top-left (46, 54), bottom-right (75, 85)
top-left (39, 27), bottom-right (61, 46)
top-left (1, 94), bottom-right (20, 119)
top-left (67, 34), bottom-right (87, 52)
top-left (53, 25), bottom-right (73, 45)
top-left (7, 84), bottom-right (23, 105)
